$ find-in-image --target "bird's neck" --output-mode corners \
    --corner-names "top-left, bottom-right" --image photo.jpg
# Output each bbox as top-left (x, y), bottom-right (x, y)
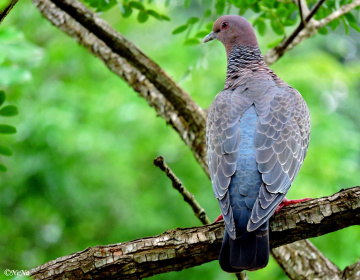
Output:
top-left (225, 45), bottom-right (268, 86)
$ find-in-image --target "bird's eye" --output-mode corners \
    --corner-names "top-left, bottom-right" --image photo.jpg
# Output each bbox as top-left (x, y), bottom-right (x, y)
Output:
top-left (221, 21), bottom-right (229, 30)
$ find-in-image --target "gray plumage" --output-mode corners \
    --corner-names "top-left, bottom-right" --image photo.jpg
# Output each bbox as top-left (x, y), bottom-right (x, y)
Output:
top-left (204, 15), bottom-right (310, 272)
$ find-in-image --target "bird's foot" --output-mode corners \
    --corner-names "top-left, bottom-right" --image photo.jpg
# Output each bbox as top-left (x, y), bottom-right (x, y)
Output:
top-left (214, 214), bottom-right (223, 223)
top-left (275, 197), bottom-right (311, 213)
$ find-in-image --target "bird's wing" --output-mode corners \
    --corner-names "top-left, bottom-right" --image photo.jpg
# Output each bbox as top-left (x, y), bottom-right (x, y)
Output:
top-left (206, 86), bottom-right (253, 238)
top-left (248, 86), bottom-right (311, 231)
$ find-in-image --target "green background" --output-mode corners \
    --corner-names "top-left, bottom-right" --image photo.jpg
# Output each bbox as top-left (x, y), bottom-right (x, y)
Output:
top-left (0, 1), bottom-right (359, 279)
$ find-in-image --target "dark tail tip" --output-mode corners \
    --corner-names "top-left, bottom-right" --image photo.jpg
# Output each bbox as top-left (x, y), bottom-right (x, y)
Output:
top-left (219, 227), bottom-right (269, 273)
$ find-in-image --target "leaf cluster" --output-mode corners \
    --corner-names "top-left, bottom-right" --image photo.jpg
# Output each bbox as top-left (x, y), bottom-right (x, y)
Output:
top-left (82, 0), bottom-right (170, 22)
top-left (0, 90), bottom-right (17, 172)
top-left (83, 0), bottom-right (360, 45)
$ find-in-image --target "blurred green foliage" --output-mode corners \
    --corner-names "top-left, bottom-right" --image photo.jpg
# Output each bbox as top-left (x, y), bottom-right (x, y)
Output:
top-left (0, 1), bottom-right (360, 280)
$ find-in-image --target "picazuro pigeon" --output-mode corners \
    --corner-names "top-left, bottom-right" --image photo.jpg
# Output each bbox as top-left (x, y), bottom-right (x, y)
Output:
top-left (203, 15), bottom-right (311, 272)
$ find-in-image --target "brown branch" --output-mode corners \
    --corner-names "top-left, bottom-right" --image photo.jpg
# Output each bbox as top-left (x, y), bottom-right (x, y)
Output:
top-left (271, 240), bottom-right (341, 280)
top-left (265, 0), bottom-right (360, 65)
top-left (343, 259), bottom-right (360, 279)
top-left (154, 156), bottom-right (211, 225)
top-left (29, 186), bottom-right (360, 279)
top-left (32, 0), bottom-right (209, 174)
top-left (0, 0), bottom-right (19, 24)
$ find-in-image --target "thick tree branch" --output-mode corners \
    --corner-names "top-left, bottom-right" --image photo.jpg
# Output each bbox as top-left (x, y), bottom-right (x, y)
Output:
top-left (154, 156), bottom-right (211, 225)
top-left (0, 0), bottom-right (19, 24)
top-left (30, 186), bottom-right (360, 279)
top-left (271, 240), bottom-right (341, 280)
top-left (32, 0), bottom-right (209, 174)
top-left (264, 0), bottom-right (360, 65)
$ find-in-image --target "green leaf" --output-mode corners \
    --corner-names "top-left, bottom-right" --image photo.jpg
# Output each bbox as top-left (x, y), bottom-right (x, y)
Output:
top-left (187, 17), bottom-right (199, 25)
top-left (129, 1), bottom-right (144, 10)
top-left (270, 19), bottom-right (284, 35)
top-left (0, 145), bottom-right (12, 156)
top-left (203, 9), bottom-right (211, 18)
top-left (184, 0), bottom-right (191, 8)
top-left (161, 14), bottom-right (171, 21)
top-left (0, 105), bottom-right (18, 117)
top-left (172, 25), bottom-right (189, 35)
top-left (277, 7), bottom-right (288, 17)
top-left (329, 19), bottom-right (340, 30)
top-left (215, 0), bottom-right (226, 14)
top-left (0, 90), bottom-right (5, 107)
top-left (137, 10), bottom-right (149, 23)
top-left (0, 125), bottom-right (16, 134)
top-left (345, 13), bottom-right (360, 32)
top-left (184, 38), bottom-right (200, 45)
top-left (341, 17), bottom-right (349, 34)
top-left (318, 26), bottom-right (329, 35)
top-left (0, 164), bottom-right (7, 172)
top-left (255, 19), bottom-right (267, 36)
top-left (147, 9), bottom-right (162, 20)
top-left (195, 31), bottom-right (210, 38)
top-left (267, 37), bottom-right (283, 48)
top-left (121, 4), bottom-right (132, 18)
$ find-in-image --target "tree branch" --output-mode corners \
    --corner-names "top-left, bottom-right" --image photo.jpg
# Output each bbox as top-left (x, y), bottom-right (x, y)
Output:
top-left (271, 240), bottom-right (341, 280)
top-left (264, 0), bottom-right (360, 65)
top-left (29, 186), bottom-right (360, 279)
top-left (32, 0), bottom-right (209, 174)
top-left (154, 156), bottom-right (211, 225)
top-left (0, 0), bottom-right (19, 24)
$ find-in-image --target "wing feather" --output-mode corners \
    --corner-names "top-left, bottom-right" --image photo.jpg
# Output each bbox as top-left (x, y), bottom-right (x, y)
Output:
top-left (248, 86), bottom-right (310, 232)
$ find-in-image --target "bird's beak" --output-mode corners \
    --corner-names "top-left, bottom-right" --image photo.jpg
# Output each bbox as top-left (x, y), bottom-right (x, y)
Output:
top-left (203, 31), bottom-right (216, 43)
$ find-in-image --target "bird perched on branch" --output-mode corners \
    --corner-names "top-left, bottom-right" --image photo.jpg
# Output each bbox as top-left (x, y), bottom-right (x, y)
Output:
top-left (203, 15), bottom-right (311, 272)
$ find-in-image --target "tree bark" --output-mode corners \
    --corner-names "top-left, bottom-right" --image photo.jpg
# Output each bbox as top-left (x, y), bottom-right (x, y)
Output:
top-left (29, 186), bottom-right (360, 279)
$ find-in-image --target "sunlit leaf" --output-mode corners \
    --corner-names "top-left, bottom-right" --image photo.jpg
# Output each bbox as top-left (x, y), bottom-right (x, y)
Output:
top-left (195, 31), bottom-right (209, 38)
top-left (187, 17), bottom-right (199, 25)
top-left (147, 9), bottom-right (162, 20)
top-left (161, 14), bottom-right (171, 21)
top-left (318, 26), bottom-right (329, 35)
top-left (0, 105), bottom-right (18, 117)
top-left (172, 25), bottom-right (189, 35)
top-left (137, 10), bottom-right (149, 23)
top-left (0, 145), bottom-right (12, 156)
top-left (267, 37), bottom-right (283, 48)
top-left (121, 4), bottom-right (132, 18)
top-left (345, 13), bottom-right (360, 32)
top-left (129, 1), bottom-right (144, 10)
top-left (184, 38), bottom-right (200, 45)
top-left (0, 125), bottom-right (16, 134)
top-left (270, 19), bottom-right (284, 35)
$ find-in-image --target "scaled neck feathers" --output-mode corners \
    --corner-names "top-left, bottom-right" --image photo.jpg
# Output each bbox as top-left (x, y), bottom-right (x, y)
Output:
top-left (225, 45), bottom-right (272, 89)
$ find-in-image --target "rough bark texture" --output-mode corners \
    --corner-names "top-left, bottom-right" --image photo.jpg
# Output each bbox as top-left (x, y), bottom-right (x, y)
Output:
top-left (272, 240), bottom-right (341, 280)
top-left (29, 186), bottom-right (360, 279)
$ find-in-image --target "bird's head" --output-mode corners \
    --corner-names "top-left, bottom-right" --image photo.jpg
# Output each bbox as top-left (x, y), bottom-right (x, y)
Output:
top-left (203, 15), bottom-right (258, 54)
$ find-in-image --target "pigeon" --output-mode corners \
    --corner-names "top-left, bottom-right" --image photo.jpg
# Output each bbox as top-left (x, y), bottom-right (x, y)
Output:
top-left (203, 15), bottom-right (311, 272)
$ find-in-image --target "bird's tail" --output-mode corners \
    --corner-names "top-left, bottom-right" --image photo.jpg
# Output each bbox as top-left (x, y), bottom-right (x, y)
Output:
top-left (219, 221), bottom-right (269, 272)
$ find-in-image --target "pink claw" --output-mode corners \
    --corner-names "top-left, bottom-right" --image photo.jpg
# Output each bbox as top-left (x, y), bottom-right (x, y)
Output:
top-left (275, 197), bottom-right (312, 213)
top-left (214, 214), bottom-right (223, 223)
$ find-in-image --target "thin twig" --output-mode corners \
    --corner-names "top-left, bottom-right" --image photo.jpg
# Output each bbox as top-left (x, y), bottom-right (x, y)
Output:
top-left (274, 0), bottom-right (325, 56)
top-left (154, 156), bottom-right (211, 225)
top-left (298, 0), bottom-right (305, 26)
top-left (265, 0), bottom-right (360, 64)
top-left (0, 0), bottom-right (19, 24)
